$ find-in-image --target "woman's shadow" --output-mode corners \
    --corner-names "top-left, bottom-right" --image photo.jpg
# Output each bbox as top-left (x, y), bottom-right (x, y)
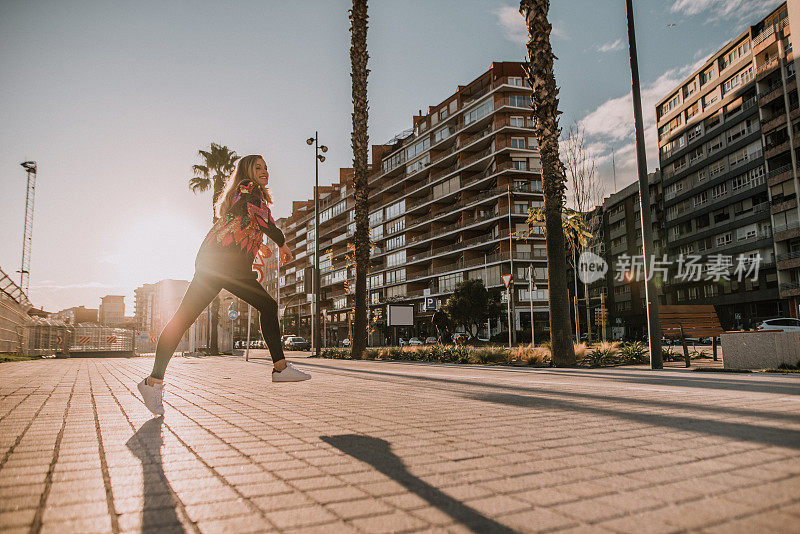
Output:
top-left (321, 434), bottom-right (515, 533)
top-left (125, 417), bottom-right (184, 532)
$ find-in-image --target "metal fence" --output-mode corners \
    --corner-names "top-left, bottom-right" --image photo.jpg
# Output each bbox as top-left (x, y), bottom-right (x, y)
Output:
top-left (23, 322), bottom-right (134, 357)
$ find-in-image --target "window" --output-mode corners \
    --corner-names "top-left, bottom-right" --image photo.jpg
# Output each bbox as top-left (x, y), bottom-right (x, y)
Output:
top-left (405, 137), bottom-right (430, 161)
top-left (387, 250), bottom-right (406, 267)
top-left (320, 200), bottom-right (346, 223)
top-left (370, 225), bottom-right (383, 240)
top-left (369, 210), bottom-right (383, 227)
top-left (722, 65), bottom-right (753, 95)
top-left (514, 201), bottom-right (528, 215)
top-left (716, 232), bottom-right (732, 247)
top-left (370, 273), bottom-right (384, 287)
top-left (382, 150), bottom-right (405, 173)
top-left (700, 66), bottom-right (715, 86)
top-left (385, 199), bottom-right (405, 220)
top-left (386, 268), bottom-right (406, 284)
top-left (719, 39), bottom-right (750, 71)
top-left (511, 159), bottom-right (527, 170)
top-left (683, 80), bottom-right (698, 99)
top-left (385, 234), bottom-right (405, 251)
top-left (509, 116), bottom-right (525, 127)
top-left (508, 76), bottom-right (525, 86)
top-left (686, 101), bottom-right (699, 121)
top-left (660, 93), bottom-right (680, 118)
top-left (386, 284), bottom-right (406, 298)
top-left (433, 175), bottom-right (460, 199)
top-left (726, 118), bottom-right (753, 144)
top-left (711, 182), bottom-right (727, 199)
top-left (440, 107), bottom-right (448, 120)
top-left (694, 190), bottom-right (709, 206)
top-left (736, 224), bottom-right (757, 241)
top-left (433, 125), bottom-right (456, 144)
top-left (511, 137), bottom-right (526, 149)
top-left (464, 97), bottom-right (494, 125)
top-left (439, 272), bottom-right (463, 293)
top-left (509, 94), bottom-right (531, 108)
top-left (385, 217), bottom-right (405, 235)
top-left (406, 154), bottom-right (429, 175)
top-left (708, 159), bottom-right (726, 178)
top-left (706, 134), bottom-right (723, 154)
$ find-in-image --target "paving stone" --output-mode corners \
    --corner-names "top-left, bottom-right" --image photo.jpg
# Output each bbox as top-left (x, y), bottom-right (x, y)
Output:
top-left (2, 356), bottom-right (799, 533)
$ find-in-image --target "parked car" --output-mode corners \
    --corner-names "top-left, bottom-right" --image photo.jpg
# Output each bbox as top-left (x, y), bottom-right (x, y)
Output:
top-left (281, 334), bottom-right (296, 345)
top-left (284, 336), bottom-right (310, 351)
top-left (425, 336), bottom-right (438, 345)
top-left (398, 338), bottom-right (408, 347)
top-left (408, 337), bottom-right (424, 346)
top-left (341, 338), bottom-right (351, 347)
top-left (756, 318), bottom-right (800, 332)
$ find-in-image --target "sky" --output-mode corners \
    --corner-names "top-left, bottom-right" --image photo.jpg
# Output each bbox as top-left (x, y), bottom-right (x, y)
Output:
top-left (0, 0), bottom-right (783, 314)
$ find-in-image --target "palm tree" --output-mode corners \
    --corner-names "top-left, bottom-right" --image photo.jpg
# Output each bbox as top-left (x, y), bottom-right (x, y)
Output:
top-left (519, 0), bottom-right (575, 366)
top-left (189, 142), bottom-right (238, 354)
top-left (350, 0), bottom-right (370, 359)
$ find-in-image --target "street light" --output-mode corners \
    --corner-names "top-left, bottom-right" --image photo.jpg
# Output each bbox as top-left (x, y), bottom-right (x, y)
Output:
top-left (307, 132), bottom-right (327, 358)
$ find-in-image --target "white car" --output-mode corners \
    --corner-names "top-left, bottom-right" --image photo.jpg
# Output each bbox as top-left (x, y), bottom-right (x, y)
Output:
top-left (408, 337), bottom-right (424, 346)
top-left (756, 318), bottom-right (800, 332)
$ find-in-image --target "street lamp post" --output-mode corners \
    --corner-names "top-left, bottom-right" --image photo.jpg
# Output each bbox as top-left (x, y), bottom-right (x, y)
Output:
top-left (625, 0), bottom-right (662, 368)
top-left (306, 133), bottom-right (328, 358)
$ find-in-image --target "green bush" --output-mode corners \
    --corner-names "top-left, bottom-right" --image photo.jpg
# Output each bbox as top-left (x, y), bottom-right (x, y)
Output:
top-left (580, 342), bottom-right (621, 367)
top-left (472, 346), bottom-right (509, 364)
top-left (619, 341), bottom-right (648, 364)
top-left (319, 347), bottom-right (351, 359)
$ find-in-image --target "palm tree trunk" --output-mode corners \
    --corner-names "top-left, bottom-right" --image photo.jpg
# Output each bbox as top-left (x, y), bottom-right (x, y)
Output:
top-left (209, 186), bottom-right (224, 355)
top-left (520, 0), bottom-right (575, 366)
top-left (350, 0), bottom-right (370, 359)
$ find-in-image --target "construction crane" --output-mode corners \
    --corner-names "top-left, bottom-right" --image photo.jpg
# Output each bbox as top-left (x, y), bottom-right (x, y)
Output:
top-left (19, 161), bottom-right (37, 295)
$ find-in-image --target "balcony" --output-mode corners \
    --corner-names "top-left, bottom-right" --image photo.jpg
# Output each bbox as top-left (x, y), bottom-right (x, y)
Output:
top-left (407, 229), bottom-right (511, 263)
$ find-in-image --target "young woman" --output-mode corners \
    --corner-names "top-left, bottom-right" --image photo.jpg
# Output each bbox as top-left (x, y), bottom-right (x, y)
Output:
top-left (138, 155), bottom-right (310, 416)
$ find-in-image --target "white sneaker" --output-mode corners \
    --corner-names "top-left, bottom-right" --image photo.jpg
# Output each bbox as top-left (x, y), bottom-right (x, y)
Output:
top-left (272, 362), bottom-right (311, 382)
top-left (137, 378), bottom-right (165, 415)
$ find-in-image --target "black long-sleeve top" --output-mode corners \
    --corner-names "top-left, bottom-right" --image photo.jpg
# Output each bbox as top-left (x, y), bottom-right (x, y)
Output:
top-left (196, 180), bottom-right (285, 277)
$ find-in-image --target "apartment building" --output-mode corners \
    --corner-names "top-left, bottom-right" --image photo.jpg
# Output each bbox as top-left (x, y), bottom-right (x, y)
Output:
top-left (586, 172), bottom-right (664, 340)
top-left (757, 2), bottom-right (800, 317)
top-left (99, 295), bottom-right (125, 326)
top-left (655, 9), bottom-right (787, 328)
top-left (277, 61), bottom-right (546, 344)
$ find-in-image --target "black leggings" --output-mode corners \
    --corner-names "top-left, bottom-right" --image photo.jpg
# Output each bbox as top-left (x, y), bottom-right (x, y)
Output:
top-left (151, 272), bottom-right (284, 379)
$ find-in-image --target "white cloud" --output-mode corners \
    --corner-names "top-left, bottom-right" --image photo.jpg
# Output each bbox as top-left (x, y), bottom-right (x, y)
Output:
top-left (572, 54), bottom-right (712, 195)
top-left (597, 38), bottom-right (625, 53)
top-left (670, 0), bottom-right (782, 24)
top-left (495, 5), bottom-right (568, 45)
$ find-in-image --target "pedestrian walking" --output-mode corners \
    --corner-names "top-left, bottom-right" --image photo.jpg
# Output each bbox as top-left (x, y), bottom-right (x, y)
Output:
top-left (138, 155), bottom-right (310, 416)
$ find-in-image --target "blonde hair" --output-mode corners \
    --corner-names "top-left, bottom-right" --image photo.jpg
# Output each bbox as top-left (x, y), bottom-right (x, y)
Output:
top-left (215, 155), bottom-right (273, 219)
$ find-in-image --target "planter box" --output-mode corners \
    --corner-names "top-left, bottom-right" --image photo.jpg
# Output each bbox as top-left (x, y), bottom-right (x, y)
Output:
top-left (721, 331), bottom-right (800, 369)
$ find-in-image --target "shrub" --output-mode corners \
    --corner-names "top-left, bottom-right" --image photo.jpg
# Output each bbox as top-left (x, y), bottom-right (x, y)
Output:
top-left (320, 347), bottom-right (350, 359)
top-left (662, 347), bottom-right (679, 362)
top-left (474, 346), bottom-right (510, 364)
top-left (573, 343), bottom-right (589, 360)
top-left (362, 348), bottom-right (379, 360)
top-left (619, 341), bottom-right (648, 364)
top-left (580, 341), bottom-right (621, 367)
top-left (510, 344), bottom-right (551, 366)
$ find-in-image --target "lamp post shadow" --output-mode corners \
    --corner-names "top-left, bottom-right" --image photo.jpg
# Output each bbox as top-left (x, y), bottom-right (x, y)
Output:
top-left (125, 417), bottom-right (185, 533)
top-left (321, 434), bottom-right (516, 533)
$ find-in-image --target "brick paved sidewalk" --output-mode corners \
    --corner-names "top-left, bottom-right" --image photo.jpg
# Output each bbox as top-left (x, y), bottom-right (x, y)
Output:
top-left (1, 354), bottom-right (799, 533)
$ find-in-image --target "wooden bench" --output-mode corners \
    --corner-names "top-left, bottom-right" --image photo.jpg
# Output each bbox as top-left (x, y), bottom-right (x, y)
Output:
top-left (658, 305), bottom-right (724, 367)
